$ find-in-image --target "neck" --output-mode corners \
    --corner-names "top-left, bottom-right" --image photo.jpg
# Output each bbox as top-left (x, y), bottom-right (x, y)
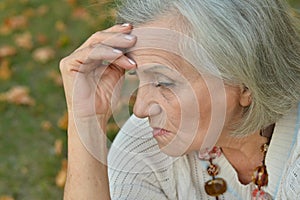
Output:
top-left (216, 130), bottom-right (269, 184)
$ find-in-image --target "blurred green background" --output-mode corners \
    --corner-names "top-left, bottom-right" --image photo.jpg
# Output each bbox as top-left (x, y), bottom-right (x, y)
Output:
top-left (0, 0), bottom-right (299, 199)
top-left (0, 0), bottom-right (116, 199)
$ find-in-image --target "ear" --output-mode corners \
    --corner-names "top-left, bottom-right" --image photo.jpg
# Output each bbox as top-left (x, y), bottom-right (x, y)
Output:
top-left (239, 86), bottom-right (252, 107)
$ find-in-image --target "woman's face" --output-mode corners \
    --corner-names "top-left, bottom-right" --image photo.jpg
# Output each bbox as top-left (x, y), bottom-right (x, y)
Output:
top-left (129, 48), bottom-right (243, 156)
top-left (127, 18), bottom-right (245, 156)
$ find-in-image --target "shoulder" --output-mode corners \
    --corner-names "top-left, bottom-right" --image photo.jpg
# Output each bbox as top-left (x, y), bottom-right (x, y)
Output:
top-left (108, 115), bottom-right (164, 167)
top-left (107, 115), bottom-right (178, 199)
top-left (271, 103), bottom-right (300, 199)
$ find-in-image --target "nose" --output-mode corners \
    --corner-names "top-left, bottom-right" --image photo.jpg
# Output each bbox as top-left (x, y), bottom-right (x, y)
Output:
top-left (133, 84), bottom-right (161, 118)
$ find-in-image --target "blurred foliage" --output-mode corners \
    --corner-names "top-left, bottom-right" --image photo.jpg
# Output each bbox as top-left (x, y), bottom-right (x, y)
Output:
top-left (0, 0), bottom-right (299, 199)
top-left (0, 0), bottom-right (116, 199)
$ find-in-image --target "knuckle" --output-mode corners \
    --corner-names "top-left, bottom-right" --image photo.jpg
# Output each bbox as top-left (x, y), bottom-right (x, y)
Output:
top-left (91, 31), bottom-right (102, 38)
top-left (59, 57), bottom-right (67, 71)
top-left (59, 56), bottom-right (73, 73)
top-left (89, 31), bottom-right (105, 43)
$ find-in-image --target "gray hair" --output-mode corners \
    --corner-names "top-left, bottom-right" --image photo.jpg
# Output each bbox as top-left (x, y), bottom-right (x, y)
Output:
top-left (116, 0), bottom-right (300, 136)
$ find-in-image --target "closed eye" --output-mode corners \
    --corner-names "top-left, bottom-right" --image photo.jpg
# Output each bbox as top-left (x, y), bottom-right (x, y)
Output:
top-left (155, 81), bottom-right (174, 87)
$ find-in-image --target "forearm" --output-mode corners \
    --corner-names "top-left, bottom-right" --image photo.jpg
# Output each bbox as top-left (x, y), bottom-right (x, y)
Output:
top-left (64, 114), bottom-right (111, 200)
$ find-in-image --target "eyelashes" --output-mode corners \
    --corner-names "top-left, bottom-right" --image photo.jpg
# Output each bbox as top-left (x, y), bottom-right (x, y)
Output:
top-left (155, 81), bottom-right (174, 88)
top-left (127, 69), bottom-right (175, 88)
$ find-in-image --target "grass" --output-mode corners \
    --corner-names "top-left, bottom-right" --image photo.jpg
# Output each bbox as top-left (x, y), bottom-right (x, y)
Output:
top-left (0, 0), bottom-right (299, 199)
top-left (0, 0), bottom-right (115, 199)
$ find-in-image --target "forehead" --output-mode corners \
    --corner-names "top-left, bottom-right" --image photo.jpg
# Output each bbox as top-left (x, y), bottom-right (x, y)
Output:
top-left (129, 27), bottom-right (181, 50)
top-left (128, 49), bottom-right (181, 67)
top-left (126, 27), bottom-right (202, 78)
top-left (128, 49), bottom-right (198, 78)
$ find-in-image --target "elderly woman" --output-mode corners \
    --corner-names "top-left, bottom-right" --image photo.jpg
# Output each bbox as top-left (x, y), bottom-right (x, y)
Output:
top-left (60, 0), bottom-right (300, 199)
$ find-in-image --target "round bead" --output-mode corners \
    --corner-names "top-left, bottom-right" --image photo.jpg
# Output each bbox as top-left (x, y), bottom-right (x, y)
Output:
top-left (207, 164), bottom-right (219, 176)
top-left (208, 146), bottom-right (222, 159)
top-left (252, 165), bottom-right (268, 187)
top-left (204, 178), bottom-right (227, 196)
top-left (199, 146), bottom-right (222, 160)
top-left (260, 144), bottom-right (269, 153)
top-left (252, 188), bottom-right (272, 200)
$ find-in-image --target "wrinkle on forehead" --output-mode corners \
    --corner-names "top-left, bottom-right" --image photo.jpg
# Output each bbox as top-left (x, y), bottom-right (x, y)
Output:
top-left (127, 27), bottom-right (196, 76)
top-left (128, 27), bottom-right (182, 57)
top-left (129, 49), bottom-right (197, 81)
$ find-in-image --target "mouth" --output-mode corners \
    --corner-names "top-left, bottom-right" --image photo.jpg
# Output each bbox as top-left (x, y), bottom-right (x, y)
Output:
top-left (152, 127), bottom-right (172, 137)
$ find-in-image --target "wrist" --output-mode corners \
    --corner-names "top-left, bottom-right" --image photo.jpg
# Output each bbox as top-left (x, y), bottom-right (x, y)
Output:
top-left (67, 112), bottom-right (108, 163)
top-left (68, 112), bottom-right (108, 131)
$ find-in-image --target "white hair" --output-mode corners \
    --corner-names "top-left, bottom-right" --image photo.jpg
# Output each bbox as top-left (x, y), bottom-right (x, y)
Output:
top-left (116, 0), bottom-right (300, 136)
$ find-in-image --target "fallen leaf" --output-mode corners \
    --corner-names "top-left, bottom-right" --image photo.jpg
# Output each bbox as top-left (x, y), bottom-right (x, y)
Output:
top-left (0, 195), bottom-right (14, 200)
top-left (58, 112), bottom-right (68, 130)
top-left (0, 86), bottom-right (35, 106)
top-left (0, 45), bottom-right (17, 58)
top-left (66, 0), bottom-right (77, 7)
top-left (36, 33), bottom-right (48, 45)
top-left (0, 25), bottom-right (12, 35)
top-left (47, 70), bottom-right (63, 86)
top-left (41, 120), bottom-right (53, 131)
top-left (55, 21), bottom-right (66, 32)
top-left (54, 139), bottom-right (63, 156)
top-left (36, 5), bottom-right (49, 16)
top-left (0, 196), bottom-right (14, 200)
top-left (55, 159), bottom-right (67, 188)
top-left (14, 32), bottom-right (33, 50)
top-left (5, 15), bottom-right (28, 31)
top-left (22, 8), bottom-right (35, 18)
top-left (72, 7), bottom-right (90, 21)
top-left (0, 59), bottom-right (12, 80)
top-left (32, 47), bottom-right (55, 63)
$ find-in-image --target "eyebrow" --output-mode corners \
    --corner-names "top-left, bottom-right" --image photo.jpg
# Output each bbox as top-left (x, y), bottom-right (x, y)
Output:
top-left (142, 65), bottom-right (174, 74)
top-left (127, 65), bottom-right (176, 76)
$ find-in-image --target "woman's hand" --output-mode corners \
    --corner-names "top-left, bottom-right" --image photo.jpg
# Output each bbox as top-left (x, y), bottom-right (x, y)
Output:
top-left (61, 24), bottom-right (137, 200)
top-left (59, 24), bottom-right (137, 122)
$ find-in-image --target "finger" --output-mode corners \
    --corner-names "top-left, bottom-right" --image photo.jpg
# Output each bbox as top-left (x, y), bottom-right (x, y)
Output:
top-left (103, 23), bottom-right (133, 33)
top-left (78, 44), bottom-right (125, 73)
top-left (100, 33), bottom-right (137, 49)
top-left (60, 44), bottom-right (123, 74)
top-left (76, 32), bottom-right (137, 52)
top-left (78, 24), bottom-right (133, 50)
top-left (88, 44), bottom-right (124, 61)
top-left (84, 45), bottom-right (137, 72)
top-left (112, 55), bottom-right (137, 70)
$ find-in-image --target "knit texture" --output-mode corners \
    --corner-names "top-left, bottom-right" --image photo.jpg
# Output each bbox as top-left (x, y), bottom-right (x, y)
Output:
top-left (108, 104), bottom-right (300, 199)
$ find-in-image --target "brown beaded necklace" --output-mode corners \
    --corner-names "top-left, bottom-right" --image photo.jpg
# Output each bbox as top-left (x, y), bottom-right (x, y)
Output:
top-left (198, 146), bottom-right (226, 200)
top-left (198, 127), bottom-right (274, 200)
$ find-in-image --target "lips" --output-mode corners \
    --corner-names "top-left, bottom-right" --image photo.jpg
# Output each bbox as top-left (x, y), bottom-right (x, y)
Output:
top-left (152, 128), bottom-right (171, 137)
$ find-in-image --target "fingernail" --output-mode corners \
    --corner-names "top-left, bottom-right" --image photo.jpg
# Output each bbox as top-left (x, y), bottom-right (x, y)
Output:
top-left (128, 58), bottom-right (136, 65)
top-left (124, 35), bottom-right (135, 41)
top-left (113, 49), bottom-right (123, 54)
top-left (121, 23), bottom-right (130, 27)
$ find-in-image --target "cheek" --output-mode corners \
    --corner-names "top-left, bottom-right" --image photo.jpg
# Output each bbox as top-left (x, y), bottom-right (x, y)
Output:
top-left (194, 83), bottom-right (212, 127)
top-left (160, 88), bottom-right (182, 124)
top-left (174, 87), bottom-right (202, 131)
top-left (159, 86), bottom-right (200, 130)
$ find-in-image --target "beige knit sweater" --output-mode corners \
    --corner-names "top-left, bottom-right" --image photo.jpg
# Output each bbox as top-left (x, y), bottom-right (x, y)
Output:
top-left (108, 105), bottom-right (300, 200)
